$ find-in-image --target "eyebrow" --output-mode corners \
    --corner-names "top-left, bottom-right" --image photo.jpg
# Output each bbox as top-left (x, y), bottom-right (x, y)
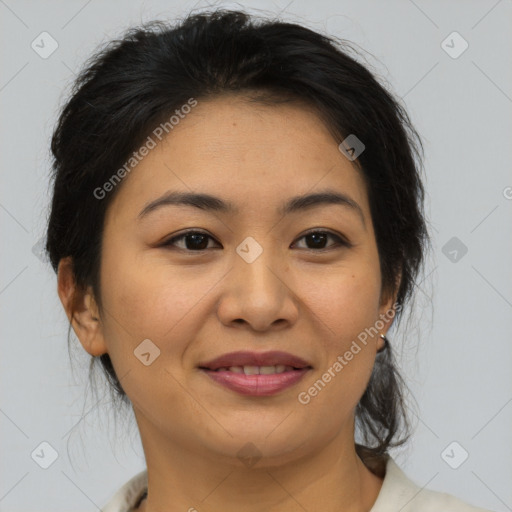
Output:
top-left (138, 189), bottom-right (366, 228)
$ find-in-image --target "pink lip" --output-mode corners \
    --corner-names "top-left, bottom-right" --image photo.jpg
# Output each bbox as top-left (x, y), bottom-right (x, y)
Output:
top-left (201, 367), bottom-right (311, 396)
top-left (198, 350), bottom-right (312, 370)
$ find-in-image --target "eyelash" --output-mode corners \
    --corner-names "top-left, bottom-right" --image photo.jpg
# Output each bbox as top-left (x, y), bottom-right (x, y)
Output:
top-left (161, 229), bottom-right (351, 253)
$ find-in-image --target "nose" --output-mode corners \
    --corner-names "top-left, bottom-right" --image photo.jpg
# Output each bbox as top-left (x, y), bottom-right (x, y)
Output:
top-left (216, 248), bottom-right (299, 332)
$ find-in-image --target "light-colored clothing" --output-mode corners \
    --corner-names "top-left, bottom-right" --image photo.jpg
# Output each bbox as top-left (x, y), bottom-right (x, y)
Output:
top-left (101, 456), bottom-right (495, 512)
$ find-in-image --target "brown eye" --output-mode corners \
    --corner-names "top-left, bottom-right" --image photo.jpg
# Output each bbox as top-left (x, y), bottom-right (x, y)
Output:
top-left (292, 230), bottom-right (350, 251)
top-left (161, 229), bottom-right (350, 253)
top-left (162, 230), bottom-right (220, 251)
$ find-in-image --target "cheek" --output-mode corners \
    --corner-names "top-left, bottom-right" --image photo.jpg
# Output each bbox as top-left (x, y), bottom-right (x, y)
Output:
top-left (101, 263), bottom-right (206, 343)
top-left (305, 265), bottom-right (382, 340)
top-left (296, 266), bottom-right (382, 409)
top-left (97, 253), bottom-right (210, 410)
top-left (98, 240), bottom-right (202, 360)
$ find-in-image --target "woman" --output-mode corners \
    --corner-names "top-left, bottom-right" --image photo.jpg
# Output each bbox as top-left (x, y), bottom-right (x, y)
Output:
top-left (45, 9), bottom-right (493, 512)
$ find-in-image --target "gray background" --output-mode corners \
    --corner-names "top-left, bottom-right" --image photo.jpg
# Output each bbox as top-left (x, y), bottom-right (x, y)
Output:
top-left (1, 0), bottom-right (511, 510)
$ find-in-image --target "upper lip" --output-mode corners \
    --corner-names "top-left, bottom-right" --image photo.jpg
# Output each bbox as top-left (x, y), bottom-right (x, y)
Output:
top-left (198, 351), bottom-right (313, 370)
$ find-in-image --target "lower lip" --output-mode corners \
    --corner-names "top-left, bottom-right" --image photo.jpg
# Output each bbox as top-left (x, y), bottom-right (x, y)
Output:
top-left (200, 368), bottom-right (311, 396)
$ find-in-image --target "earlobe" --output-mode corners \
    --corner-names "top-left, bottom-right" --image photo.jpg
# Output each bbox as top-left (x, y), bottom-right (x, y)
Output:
top-left (57, 257), bottom-right (108, 357)
top-left (376, 289), bottom-right (400, 353)
top-left (378, 297), bottom-right (397, 333)
top-left (377, 333), bottom-right (389, 353)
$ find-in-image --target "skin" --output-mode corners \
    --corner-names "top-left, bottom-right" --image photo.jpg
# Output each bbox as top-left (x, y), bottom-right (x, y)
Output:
top-left (58, 95), bottom-right (399, 512)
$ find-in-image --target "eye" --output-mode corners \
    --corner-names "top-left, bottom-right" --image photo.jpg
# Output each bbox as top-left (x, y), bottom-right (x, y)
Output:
top-left (292, 230), bottom-right (350, 251)
top-left (162, 230), bottom-right (220, 251)
top-left (161, 229), bottom-right (350, 253)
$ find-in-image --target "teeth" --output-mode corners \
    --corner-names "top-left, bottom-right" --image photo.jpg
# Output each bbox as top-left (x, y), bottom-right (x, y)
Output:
top-left (243, 365), bottom-right (260, 375)
top-left (215, 365), bottom-right (294, 374)
top-left (259, 365), bottom-right (280, 374)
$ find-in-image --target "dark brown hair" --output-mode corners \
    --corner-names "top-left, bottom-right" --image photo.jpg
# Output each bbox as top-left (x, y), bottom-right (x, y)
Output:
top-left (46, 9), bottom-right (429, 471)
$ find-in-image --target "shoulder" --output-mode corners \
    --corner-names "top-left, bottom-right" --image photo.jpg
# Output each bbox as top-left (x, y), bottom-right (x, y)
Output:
top-left (370, 456), bottom-right (495, 512)
top-left (401, 485), bottom-right (494, 512)
top-left (408, 489), bottom-right (493, 512)
top-left (101, 458), bottom-right (495, 512)
top-left (101, 469), bottom-right (148, 512)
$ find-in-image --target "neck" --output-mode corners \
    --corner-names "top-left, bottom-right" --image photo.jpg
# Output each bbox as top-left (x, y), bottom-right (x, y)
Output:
top-left (134, 411), bottom-right (385, 512)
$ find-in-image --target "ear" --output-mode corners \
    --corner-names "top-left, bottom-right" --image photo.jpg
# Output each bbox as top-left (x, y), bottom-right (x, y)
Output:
top-left (57, 256), bottom-right (108, 357)
top-left (376, 269), bottom-right (402, 351)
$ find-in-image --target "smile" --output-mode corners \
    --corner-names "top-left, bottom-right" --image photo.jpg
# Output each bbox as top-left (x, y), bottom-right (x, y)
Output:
top-left (200, 366), bottom-right (311, 396)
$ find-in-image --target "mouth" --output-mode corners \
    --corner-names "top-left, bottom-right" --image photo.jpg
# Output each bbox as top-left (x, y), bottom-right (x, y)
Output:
top-left (197, 350), bottom-right (313, 371)
top-left (199, 366), bottom-right (312, 396)
top-left (197, 351), bottom-right (313, 396)
top-left (200, 364), bottom-right (311, 374)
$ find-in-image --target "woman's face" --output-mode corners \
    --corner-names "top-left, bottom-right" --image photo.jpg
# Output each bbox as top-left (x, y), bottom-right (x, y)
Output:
top-left (77, 95), bottom-right (396, 466)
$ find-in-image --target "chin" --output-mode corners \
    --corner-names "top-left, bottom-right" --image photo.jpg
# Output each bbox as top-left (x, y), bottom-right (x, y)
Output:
top-left (199, 427), bottom-right (313, 468)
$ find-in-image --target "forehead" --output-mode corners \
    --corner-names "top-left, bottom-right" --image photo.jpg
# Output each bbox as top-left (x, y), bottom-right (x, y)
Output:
top-left (106, 96), bottom-right (370, 221)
